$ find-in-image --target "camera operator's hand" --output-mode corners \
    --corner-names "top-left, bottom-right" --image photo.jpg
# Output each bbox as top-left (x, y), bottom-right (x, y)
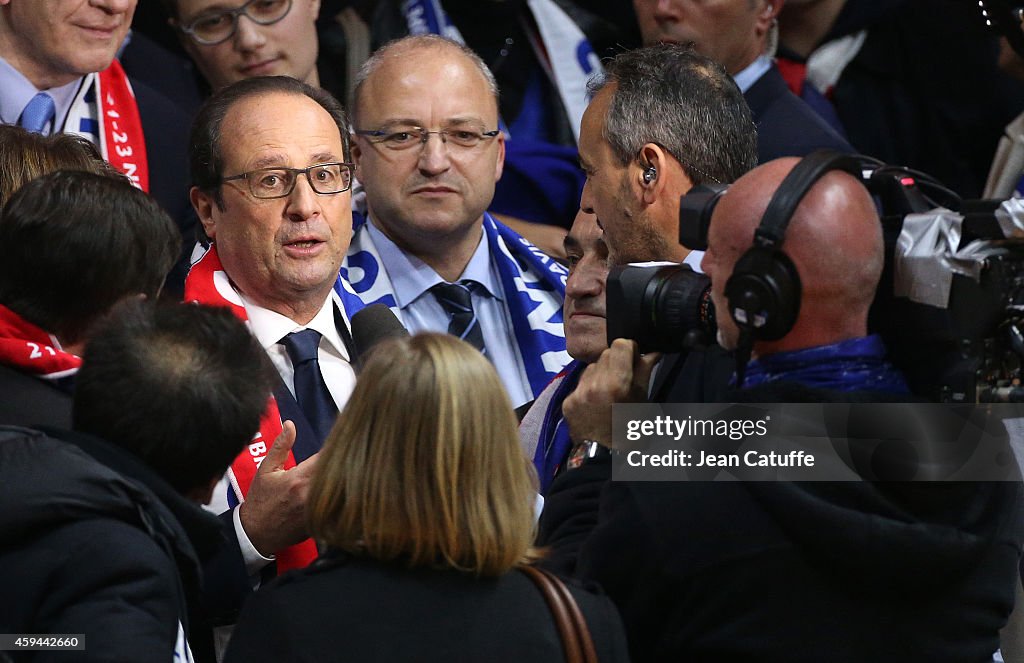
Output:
top-left (564, 339), bottom-right (660, 448)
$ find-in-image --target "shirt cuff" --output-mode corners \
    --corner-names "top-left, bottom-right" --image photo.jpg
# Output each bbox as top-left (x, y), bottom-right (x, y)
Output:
top-left (232, 505), bottom-right (275, 576)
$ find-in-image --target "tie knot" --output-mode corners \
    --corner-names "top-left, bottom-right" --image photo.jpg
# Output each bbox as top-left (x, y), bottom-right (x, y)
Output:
top-left (281, 329), bottom-right (322, 365)
top-left (19, 93), bottom-right (56, 134)
top-left (431, 281), bottom-right (476, 314)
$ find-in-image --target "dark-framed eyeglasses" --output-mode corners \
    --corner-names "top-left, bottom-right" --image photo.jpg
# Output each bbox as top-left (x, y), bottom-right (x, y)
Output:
top-left (176, 0), bottom-right (293, 46)
top-left (353, 124), bottom-right (501, 152)
top-left (221, 162), bottom-right (355, 199)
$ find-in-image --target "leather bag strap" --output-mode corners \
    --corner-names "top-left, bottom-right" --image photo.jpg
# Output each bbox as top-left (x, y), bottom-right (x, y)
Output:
top-left (520, 565), bottom-right (598, 663)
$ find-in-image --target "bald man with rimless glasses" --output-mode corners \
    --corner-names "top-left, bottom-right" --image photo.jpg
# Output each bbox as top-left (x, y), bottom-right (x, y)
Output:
top-left (343, 35), bottom-right (570, 411)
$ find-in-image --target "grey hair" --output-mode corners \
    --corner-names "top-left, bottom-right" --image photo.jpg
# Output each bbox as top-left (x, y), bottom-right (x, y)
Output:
top-left (590, 44), bottom-right (757, 186)
top-left (350, 35), bottom-right (500, 124)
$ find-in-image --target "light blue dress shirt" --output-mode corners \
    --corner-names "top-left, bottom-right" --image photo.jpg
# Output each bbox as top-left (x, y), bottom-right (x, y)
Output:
top-left (366, 219), bottom-right (534, 408)
top-left (732, 54), bottom-right (773, 94)
top-left (0, 55), bottom-right (84, 134)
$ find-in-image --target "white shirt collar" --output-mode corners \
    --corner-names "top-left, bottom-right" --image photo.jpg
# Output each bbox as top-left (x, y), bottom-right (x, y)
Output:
top-left (365, 218), bottom-right (504, 308)
top-left (239, 290), bottom-right (351, 361)
top-left (684, 250), bottom-right (705, 273)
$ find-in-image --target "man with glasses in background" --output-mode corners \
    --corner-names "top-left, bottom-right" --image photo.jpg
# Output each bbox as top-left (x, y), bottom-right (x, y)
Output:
top-left (343, 35), bottom-right (570, 411)
top-left (162, 0), bottom-right (321, 91)
top-left (184, 76), bottom-right (364, 617)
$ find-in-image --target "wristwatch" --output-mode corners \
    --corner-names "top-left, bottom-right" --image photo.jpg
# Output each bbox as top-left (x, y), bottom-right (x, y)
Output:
top-left (566, 439), bottom-right (610, 470)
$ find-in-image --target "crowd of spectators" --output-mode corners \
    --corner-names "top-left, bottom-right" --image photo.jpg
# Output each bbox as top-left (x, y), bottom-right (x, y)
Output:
top-left (3, 1), bottom-right (1024, 661)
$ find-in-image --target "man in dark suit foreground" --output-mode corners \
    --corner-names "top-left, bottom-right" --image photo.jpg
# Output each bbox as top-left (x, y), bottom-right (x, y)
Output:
top-left (185, 76), bottom-right (363, 584)
top-left (0, 300), bottom-right (275, 663)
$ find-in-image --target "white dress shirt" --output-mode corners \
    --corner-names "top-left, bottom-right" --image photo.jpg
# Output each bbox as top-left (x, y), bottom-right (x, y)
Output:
top-left (240, 290), bottom-right (357, 409)
top-left (212, 290), bottom-right (357, 574)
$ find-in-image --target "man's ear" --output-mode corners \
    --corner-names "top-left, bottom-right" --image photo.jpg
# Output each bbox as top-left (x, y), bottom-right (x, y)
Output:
top-left (351, 136), bottom-right (363, 168)
top-left (311, 0), bottom-right (322, 20)
top-left (493, 131), bottom-right (506, 183)
top-left (636, 142), bottom-right (670, 205)
top-left (190, 186), bottom-right (218, 241)
top-left (759, 0), bottom-right (784, 29)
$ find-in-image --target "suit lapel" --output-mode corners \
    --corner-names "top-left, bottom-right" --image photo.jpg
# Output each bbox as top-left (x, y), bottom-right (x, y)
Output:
top-left (272, 379), bottom-right (322, 462)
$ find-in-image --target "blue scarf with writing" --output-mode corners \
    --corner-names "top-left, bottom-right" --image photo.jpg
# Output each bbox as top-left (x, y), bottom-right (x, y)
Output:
top-left (339, 213), bottom-right (570, 396)
top-left (525, 360), bottom-right (585, 494)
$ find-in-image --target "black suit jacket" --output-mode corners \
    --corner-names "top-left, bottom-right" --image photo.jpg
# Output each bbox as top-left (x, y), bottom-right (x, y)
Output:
top-left (211, 304), bottom-right (360, 613)
top-left (118, 32), bottom-right (206, 296)
top-left (648, 344), bottom-right (735, 404)
top-left (538, 345), bottom-right (735, 575)
top-left (745, 64), bottom-right (853, 164)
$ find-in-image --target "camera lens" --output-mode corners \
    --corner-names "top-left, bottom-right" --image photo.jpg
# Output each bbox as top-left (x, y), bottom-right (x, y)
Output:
top-left (607, 263), bottom-right (716, 353)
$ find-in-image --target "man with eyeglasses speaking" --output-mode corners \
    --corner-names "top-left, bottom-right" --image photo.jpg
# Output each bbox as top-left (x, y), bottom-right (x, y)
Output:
top-left (184, 77), bottom-right (367, 608)
top-left (343, 35), bottom-right (571, 410)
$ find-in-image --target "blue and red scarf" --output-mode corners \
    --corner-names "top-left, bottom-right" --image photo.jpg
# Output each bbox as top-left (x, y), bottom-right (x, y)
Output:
top-left (185, 246), bottom-right (365, 572)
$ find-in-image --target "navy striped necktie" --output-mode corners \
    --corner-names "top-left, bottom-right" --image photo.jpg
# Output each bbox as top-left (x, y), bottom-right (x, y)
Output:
top-left (280, 329), bottom-right (338, 443)
top-left (432, 281), bottom-right (487, 354)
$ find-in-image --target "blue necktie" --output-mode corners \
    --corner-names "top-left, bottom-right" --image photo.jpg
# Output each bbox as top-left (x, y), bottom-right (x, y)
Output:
top-left (432, 281), bottom-right (487, 355)
top-left (281, 329), bottom-right (338, 443)
top-left (19, 93), bottom-right (56, 134)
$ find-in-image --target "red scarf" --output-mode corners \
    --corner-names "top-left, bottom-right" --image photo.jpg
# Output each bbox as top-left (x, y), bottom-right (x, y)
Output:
top-left (96, 60), bottom-right (150, 193)
top-left (0, 303), bottom-right (81, 382)
top-left (185, 247), bottom-right (318, 572)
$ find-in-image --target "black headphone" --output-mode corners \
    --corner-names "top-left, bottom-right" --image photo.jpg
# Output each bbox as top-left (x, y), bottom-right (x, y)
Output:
top-left (643, 166), bottom-right (657, 184)
top-left (725, 150), bottom-right (865, 341)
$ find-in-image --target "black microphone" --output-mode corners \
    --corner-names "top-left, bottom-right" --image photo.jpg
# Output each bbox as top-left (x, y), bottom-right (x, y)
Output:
top-left (350, 303), bottom-right (409, 365)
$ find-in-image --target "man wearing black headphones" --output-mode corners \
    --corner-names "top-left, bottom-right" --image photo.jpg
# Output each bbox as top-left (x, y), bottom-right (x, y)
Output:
top-left (556, 154), bottom-right (1024, 662)
top-left (699, 153), bottom-right (906, 394)
top-left (563, 150), bottom-right (908, 446)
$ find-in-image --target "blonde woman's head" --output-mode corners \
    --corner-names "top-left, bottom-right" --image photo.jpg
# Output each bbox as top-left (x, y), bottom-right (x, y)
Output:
top-left (308, 332), bottom-right (537, 576)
